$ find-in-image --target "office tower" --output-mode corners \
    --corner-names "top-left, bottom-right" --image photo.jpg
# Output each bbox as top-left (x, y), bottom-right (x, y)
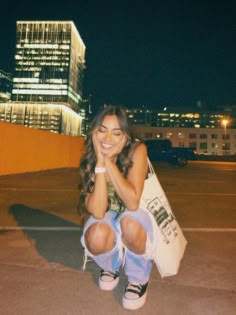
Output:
top-left (12, 21), bottom-right (85, 110)
top-left (1, 21), bottom-right (86, 135)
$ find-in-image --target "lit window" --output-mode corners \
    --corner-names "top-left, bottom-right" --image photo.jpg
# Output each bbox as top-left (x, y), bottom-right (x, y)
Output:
top-left (178, 132), bottom-right (184, 138)
top-left (166, 132), bottom-right (172, 138)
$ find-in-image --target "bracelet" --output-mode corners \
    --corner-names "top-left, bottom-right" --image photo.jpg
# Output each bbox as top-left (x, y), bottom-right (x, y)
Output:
top-left (95, 167), bottom-right (106, 174)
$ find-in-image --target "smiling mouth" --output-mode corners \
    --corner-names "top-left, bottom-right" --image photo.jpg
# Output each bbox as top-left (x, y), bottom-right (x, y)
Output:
top-left (101, 142), bottom-right (113, 149)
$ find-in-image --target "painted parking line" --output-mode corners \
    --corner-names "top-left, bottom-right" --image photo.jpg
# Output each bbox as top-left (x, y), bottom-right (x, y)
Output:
top-left (169, 192), bottom-right (236, 196)
top-left (182, 228), bottom-right (236, 232)
top-left (1, 188), bottom-right (236, 196)
top-left (1, 226), bottom-right (236, 232)
top-left (0, 188), bottom-right (77, 192)
top-left (0, 226), bottom-right (82, 231)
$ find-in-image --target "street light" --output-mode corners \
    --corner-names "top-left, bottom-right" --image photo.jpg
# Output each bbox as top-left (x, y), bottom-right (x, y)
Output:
top-left (221, 119), bottom-right (229, 155)
top-left (222, 119), bottom-right (228, 137)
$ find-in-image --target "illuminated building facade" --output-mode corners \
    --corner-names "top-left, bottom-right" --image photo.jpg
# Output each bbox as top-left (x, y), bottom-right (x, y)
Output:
top-left (0, 102), bottom-right (82, 136)
top-left (128, 108), bottom-right (236, 155)
top-left (131, 124), bottom-right (236, 155)
top-left (0, 70), bottom-right (13, 102)
top-left (0, 21), bottom-right (86, 135)
top-left (12, 21), bottom-right (85, 110)
top-left (127, 108), bottom-right (233, 129)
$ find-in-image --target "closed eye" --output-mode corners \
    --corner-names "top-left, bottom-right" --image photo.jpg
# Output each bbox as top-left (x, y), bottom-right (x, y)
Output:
top-left (98, 126), bottom-right (106, 133)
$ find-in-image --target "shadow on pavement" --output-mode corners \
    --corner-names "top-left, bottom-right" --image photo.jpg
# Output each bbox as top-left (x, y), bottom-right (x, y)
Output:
top-left (9, 203), bottom-right (86, 270)
top-left (8, 204), bottom-right (127, 301)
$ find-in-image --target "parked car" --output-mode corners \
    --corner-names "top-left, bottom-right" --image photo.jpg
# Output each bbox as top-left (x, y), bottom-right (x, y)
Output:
top-left (144, 139), bottom-right (197, 166)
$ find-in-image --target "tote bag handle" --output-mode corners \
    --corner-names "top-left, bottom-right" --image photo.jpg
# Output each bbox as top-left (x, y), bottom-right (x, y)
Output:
top-left (147, 158), bottom-right (155, 174)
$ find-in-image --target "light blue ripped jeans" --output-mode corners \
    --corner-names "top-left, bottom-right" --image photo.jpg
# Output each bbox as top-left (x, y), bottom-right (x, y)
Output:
top-left (80, 207), bottom-right (154, 284)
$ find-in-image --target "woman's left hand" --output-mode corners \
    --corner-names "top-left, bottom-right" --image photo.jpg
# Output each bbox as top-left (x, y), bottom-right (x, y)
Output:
top-left (92, 134), bottom-right (105, 165)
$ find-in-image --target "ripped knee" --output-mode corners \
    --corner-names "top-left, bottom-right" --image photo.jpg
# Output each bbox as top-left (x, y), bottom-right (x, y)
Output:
top-left (120, 217), bottom-right (147, 254)
top-left (84, 222), bottom-right (115, 255)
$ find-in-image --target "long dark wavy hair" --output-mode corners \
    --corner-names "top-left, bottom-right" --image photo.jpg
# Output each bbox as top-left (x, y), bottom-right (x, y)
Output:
top-left (78, 105), bottom-right (141, 223)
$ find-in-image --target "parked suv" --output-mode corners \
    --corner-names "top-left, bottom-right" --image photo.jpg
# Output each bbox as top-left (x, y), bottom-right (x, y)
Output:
top-left (144, 139), bottom-right (197, 166)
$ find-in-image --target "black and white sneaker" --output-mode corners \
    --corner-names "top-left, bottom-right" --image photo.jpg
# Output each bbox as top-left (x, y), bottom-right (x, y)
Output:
top-left (122, 282), bottom-right (148, 310)
top-left (98, 270), bottom-right (120, 290)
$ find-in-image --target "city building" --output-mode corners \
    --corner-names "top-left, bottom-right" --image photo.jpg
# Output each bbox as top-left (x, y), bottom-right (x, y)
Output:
top-left (126, 107), bottom-right (236, 155)
top-left (0, 70), bottom-right (13, 102)
top-left (0, 21), bottom-right (86, 136)
top-left (12, 20), bottom-right (85, 109)
top-left (0, 102), bottom-right (82, 136)
top-left (127, 108), bottom-right (233, 129)
top-left (131, 125), bottom-right (236, 155)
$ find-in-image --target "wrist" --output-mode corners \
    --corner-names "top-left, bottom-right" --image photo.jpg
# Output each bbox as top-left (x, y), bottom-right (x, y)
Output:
top-left (96, 162), bottom-right (105, 167)
top-left (96, 158), bottom-right (105, 168)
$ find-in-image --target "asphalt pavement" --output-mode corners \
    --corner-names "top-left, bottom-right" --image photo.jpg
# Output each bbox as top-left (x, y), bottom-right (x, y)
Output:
top-left (0, 161), bottom-right (236, 315)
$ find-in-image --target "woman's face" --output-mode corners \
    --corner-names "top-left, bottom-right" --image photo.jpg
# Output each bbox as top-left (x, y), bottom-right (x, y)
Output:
top-left (95, 114), bottom-right (126, 154)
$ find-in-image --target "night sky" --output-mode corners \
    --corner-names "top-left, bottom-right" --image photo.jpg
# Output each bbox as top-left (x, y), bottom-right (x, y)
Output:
top-left (1, 0), bottom-right (236, 111)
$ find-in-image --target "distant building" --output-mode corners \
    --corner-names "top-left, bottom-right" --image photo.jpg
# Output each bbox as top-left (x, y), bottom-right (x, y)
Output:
top-left (0, 70), bottom-right (13, 102)
top-left (131, 125), bottom-right (236, 156)
top-left (0, 21), bottom-right (86, 136)
top-left (127, 108), bottom-right (232, 129)
top-left (126, 107), bottom-right (236, 155)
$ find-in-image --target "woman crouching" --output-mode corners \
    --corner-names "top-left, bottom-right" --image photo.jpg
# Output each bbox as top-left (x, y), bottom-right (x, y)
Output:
top-left (78, 105), bottom-right (154, 311)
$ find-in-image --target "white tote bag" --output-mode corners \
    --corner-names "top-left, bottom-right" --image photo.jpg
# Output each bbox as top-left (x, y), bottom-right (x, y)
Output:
top-left (140, 159), bottom-right (187, 278)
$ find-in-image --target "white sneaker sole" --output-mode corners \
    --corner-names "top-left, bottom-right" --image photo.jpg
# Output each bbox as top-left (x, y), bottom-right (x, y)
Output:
top-left (99, 276), bottom-right (119, 291)
top-left (122, 291), bottom-right (147, 310)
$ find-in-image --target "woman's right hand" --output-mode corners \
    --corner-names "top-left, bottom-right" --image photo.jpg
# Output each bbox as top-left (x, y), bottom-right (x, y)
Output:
top-left (92, 134), bottom-right (105, 166)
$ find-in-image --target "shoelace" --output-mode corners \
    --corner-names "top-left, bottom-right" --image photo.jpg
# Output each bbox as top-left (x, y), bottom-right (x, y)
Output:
top-left (101, 270), bottom-right (119, 279)
top-left (126, 282), bottom-right (142, 294)
top-left (82, 252), bottom-right (93, 270)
